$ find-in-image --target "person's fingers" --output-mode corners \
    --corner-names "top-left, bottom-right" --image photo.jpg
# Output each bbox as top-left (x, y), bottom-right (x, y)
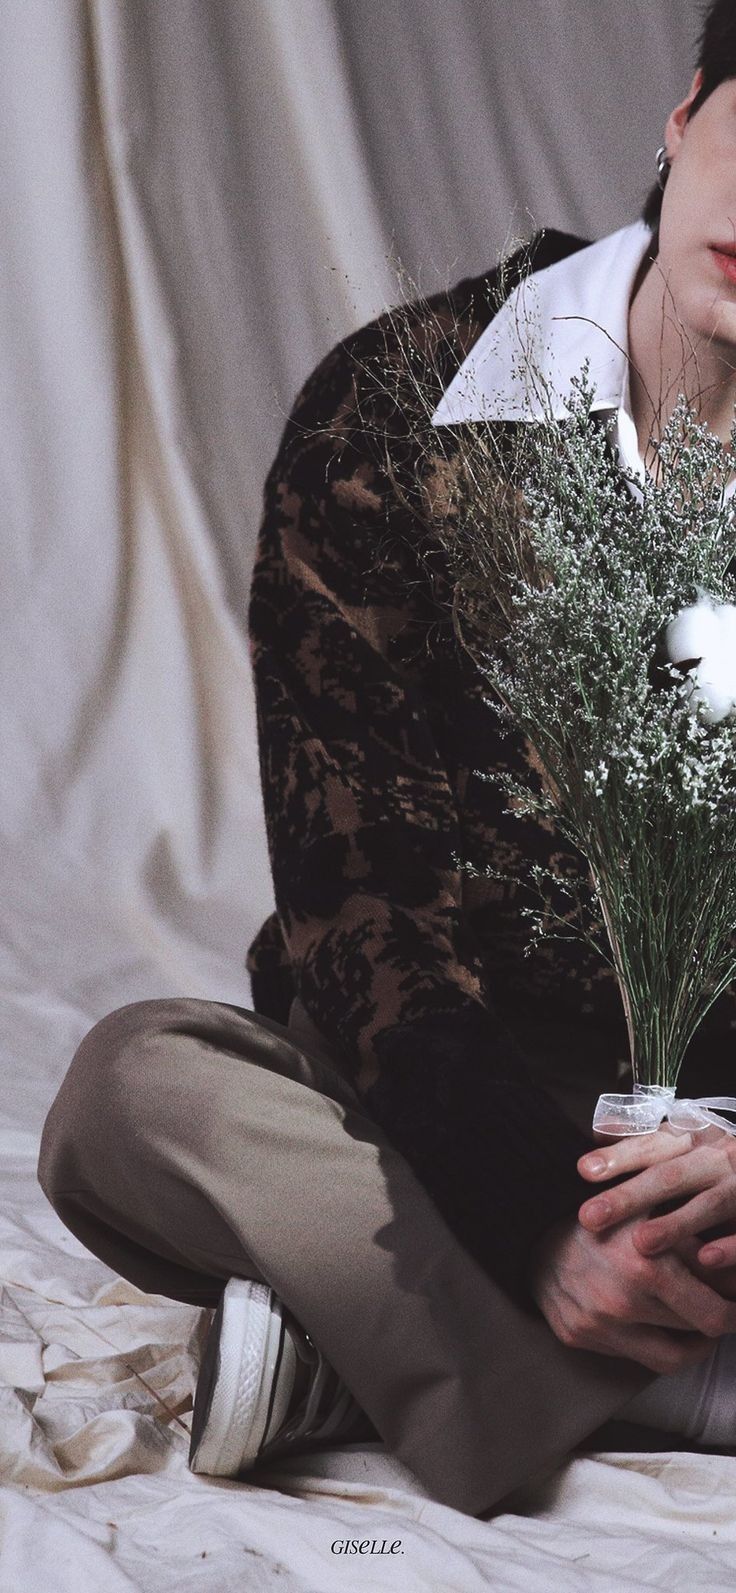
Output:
top-left (578, 1146), bottom-right (725, 1231)
top-left (698, 1234), bottom-right (736, 1269)
top-left (578, 1127), bottom-right (693, 1183)
top-left (645, 1250), bottom-right (736, 1337)
top-left (635, 1184), bottom-right (736, 1254)
top-left (630, 1293), bottom-right (699, 1330)
top-left (599, 1324), bottom-right (712, 1375)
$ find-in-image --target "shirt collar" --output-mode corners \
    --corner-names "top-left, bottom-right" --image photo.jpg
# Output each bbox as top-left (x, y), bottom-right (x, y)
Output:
top-left (431, 220), bottom-right (736, 503)
top-left (431, 220), bottom-right (653, 430)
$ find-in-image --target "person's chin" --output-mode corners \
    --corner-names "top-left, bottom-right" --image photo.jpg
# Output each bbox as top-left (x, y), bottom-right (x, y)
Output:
top-left (683, 285), bottom-right (736, 356)
top-left (708, 306), bottom-right (736, 357)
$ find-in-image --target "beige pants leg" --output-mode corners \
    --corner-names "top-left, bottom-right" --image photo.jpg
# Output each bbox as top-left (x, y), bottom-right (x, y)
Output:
top-left (37, 996), bottom-right (647, 1516)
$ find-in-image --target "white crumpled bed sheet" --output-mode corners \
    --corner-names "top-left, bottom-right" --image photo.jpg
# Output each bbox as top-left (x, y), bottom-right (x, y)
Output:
top-left (3, 1106), bottom-right (736, 1590)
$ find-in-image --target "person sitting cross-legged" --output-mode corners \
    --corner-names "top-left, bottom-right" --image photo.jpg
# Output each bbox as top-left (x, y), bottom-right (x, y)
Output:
top-left (37, 0), bottom-right (736, 1516)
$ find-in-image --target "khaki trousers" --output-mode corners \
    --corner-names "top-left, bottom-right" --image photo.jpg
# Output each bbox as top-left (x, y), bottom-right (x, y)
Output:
top-left (37, 995), bottom-right (647, 1516)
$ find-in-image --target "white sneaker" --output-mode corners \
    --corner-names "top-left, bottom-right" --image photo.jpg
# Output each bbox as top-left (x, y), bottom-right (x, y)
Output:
top-left (188, 1278), bottom-right (368, 1476)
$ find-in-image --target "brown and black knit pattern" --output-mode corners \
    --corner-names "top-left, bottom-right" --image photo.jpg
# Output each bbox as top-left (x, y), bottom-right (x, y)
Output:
top-left (247, 231), bottom-right (736, 1298)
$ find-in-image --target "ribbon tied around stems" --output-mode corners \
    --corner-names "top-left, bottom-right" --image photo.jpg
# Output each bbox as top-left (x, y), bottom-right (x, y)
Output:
top-left (593, 1083), bottom-right (736, 1137)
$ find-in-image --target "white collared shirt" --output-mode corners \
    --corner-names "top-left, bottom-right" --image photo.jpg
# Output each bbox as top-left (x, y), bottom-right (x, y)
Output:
top-left (431, 219), bottom-right (735, 502)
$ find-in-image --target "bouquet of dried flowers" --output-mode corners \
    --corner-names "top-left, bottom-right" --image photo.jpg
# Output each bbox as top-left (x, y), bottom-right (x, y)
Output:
top-left (359, 269), bottom-right (736, 1098)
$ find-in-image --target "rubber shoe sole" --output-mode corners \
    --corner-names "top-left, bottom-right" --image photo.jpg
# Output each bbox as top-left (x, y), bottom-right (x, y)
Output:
top-left (189, 1278), bottom-right (289, 1476)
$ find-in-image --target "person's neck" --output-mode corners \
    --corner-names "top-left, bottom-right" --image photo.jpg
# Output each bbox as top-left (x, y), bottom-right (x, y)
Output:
top-left (628, 254), bottom-right (736, 475)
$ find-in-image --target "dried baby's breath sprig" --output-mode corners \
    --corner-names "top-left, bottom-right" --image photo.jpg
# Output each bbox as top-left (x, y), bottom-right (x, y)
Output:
top-left (482, 381), bottom-right (736, 1088)
top-left (349, 252), bottom-right (736, 1087)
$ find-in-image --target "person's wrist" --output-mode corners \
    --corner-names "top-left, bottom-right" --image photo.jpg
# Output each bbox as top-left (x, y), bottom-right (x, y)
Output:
top-left (526, 1212), bottom-right (576, 1311)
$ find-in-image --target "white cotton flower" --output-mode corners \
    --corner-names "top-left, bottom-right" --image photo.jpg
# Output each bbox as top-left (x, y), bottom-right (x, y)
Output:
top-left (664, 585), bottom-right (736, 725)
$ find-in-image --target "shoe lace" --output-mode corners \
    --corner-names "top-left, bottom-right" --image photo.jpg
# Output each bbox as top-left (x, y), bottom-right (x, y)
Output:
top-left (258, 1325), bottom-right (363, 1460)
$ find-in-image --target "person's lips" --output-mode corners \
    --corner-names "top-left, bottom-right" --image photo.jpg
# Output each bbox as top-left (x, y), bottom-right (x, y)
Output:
top-left (710, 243), bottom-right (736, 284)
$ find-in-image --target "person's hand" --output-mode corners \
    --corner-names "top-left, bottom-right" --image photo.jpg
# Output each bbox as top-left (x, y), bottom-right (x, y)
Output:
top-left (529, 1206), bottom-right (736, 1372)
top-left (577, 1127), bottom-right (736, 1281)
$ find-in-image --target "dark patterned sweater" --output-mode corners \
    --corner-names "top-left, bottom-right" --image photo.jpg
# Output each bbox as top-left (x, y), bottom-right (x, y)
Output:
top-left (247, 229), bottom-right (736, 1299)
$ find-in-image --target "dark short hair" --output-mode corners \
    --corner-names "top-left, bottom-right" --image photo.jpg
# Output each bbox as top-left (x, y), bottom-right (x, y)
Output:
top-left (642, 0), bottom-right (736, 230)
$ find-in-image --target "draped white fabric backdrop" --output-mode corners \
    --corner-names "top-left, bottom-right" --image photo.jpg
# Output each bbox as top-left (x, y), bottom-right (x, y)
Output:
top-left (4, 5), bottom-right (734, 1589)
top-left (1, 0), bottom-right (698, 1068)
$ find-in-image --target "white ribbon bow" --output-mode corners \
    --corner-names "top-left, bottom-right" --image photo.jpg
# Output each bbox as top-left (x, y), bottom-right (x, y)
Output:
top-left (593, 1083), bottom-right (736, 1137)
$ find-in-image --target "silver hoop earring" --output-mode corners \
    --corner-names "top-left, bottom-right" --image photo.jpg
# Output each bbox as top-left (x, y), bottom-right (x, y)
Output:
top-left (655, 145), bottom-right (670, 191)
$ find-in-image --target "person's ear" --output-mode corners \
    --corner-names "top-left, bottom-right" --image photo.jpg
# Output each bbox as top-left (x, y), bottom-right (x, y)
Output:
top-left (664, 68), bottom-right (704, 160)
